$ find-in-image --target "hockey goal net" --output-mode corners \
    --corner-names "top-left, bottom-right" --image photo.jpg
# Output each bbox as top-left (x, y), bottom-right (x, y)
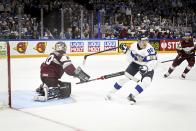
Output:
top-left (0, 41), bottom-right (11, 109)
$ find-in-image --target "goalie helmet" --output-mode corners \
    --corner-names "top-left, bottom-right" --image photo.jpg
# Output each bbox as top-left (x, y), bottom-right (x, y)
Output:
top-left (55, 42), bottom-right (67, 53)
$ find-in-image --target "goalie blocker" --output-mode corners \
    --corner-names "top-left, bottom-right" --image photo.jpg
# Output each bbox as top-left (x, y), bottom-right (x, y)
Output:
top-left (74, 66), bottom-right (90, 82)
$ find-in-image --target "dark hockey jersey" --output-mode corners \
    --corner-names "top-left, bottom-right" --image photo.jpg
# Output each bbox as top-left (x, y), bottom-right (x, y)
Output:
top-left (41, 50), bottom-right (75, 78)
top-left (177, 39), bottom-right (195, 58)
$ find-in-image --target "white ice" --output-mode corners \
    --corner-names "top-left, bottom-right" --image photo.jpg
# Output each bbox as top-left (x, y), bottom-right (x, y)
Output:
top-left (0, 53), bottom-right (196, 131)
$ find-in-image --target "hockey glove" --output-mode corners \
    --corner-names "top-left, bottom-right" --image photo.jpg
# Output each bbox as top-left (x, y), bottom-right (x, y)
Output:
top-left (119, 43), bottom-right (128, 53)
top-left (183, 47), bottom-right (194, 54)
top-left (143, 55), bottom-right (157, 62)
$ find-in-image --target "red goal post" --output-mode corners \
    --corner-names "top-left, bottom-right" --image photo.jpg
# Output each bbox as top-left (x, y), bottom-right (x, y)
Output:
top-left (0, 41), bottom-right (11, 108)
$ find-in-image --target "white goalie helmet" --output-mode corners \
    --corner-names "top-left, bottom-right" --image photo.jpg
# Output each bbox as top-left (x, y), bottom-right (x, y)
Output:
top-left (55, 41), bottom-right (67, 53)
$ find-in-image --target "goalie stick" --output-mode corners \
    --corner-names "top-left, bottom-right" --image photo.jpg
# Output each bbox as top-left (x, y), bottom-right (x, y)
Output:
top-left (83, 47), bottom-right (118, 65)
top-left (76, 71), bottom-right (140, 84)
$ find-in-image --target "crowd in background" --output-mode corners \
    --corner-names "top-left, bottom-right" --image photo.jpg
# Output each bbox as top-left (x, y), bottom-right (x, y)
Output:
top-left (0, 0), bottom-right (196, 40)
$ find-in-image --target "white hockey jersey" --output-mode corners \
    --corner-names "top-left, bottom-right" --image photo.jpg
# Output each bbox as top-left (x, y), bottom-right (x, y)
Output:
top-left (126, 42), bottom-right (158, 71)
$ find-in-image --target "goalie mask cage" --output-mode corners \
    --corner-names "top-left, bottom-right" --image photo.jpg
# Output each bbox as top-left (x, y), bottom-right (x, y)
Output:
top-left (0, 41), bottom-right (11, 108)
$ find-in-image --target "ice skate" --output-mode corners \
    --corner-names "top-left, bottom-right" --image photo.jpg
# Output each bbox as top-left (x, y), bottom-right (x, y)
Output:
top-left (163, 72), bottom-right (170, 78)
top-left (127, 94), bottom-right (136, 105)
top-left (105, 94), bottom-right (112, 100)
top-left (181, 73), bottom-right (186, 79)
top-left (36, 83), bottom-right (44, 95)
top-left (105, 88), bottom-right (118, 101)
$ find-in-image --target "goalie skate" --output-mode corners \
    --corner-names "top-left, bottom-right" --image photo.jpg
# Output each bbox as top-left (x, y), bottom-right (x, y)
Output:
top-left (36, 83), bottom-right (45, 95)
top-left (34, 87), bottom-right (48, 102)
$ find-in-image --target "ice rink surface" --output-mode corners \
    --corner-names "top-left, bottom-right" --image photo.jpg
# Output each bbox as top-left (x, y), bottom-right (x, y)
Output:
top-left (1, 53), bottom-right (196, 131)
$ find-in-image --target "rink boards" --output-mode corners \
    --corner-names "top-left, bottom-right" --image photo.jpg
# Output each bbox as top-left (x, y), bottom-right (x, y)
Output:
top-left (4, 39), bottom-right (194, 58)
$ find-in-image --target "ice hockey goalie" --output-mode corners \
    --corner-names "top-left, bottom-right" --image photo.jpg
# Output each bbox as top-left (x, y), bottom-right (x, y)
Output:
top-left (34, 41), bottom-right (90, 102)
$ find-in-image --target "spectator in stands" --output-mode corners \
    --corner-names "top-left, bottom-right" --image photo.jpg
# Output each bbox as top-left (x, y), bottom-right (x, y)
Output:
top-left (64, 27), bottom-right (72, 39)
top-left (0, 0), bottom-right (195, 39)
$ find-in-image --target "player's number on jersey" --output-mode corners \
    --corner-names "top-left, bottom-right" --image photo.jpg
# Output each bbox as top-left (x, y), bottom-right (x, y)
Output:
top-left (147, 48), bottom-right (155, 54)
top-left (45, 55), bottom-right (54, 65)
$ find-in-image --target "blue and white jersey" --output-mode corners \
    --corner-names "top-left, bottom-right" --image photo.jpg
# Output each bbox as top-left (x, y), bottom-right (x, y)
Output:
top-left (126, 42), bottom-right (158, 71)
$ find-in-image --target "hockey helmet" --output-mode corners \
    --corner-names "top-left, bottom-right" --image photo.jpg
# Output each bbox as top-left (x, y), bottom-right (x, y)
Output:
top-left (183, 33), bottom-right (192, 41)
top-left (55, 41), bottom-right (67, 53)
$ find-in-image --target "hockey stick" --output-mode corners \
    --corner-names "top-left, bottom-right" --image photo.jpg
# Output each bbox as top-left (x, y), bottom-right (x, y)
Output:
top-left (161, 54), bottom-right (196, 63)
top-left (83, 47), bottom-right (118, 65)
top-left (161, 59), bottom-right (175, 63)
top-left (76, 71), bottom-right (140, 84)
top-left (124, 72), bottom-right (140, 83)
top-left (76, 71), bottom-right (124, 84)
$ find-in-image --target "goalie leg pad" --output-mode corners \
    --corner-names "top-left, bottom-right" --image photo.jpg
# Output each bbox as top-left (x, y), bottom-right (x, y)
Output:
top-left (75, 67), bottom-right (90, 82)
top-left (37, 86), bottom-right (61, 101)
top-left (47, 87), bottom-right (60, 100)
top-left (58, 82), bottom-right (71, 98)
top-left (34, 82), bottom-right (71, 102)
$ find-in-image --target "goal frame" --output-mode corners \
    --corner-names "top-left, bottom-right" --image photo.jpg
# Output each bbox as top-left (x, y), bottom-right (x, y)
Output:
top-left (0, 42), bottom-right (11, 108)
top-left (7, 42), bottom-right (11, 107)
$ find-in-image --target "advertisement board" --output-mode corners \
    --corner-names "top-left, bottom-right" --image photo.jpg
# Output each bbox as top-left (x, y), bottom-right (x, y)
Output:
top-left (7, 39), bottom-right (190, 58)
top-left (9, 40), bottom-right (118, 58)
top-left (160, 39), bottom-right (181, 51)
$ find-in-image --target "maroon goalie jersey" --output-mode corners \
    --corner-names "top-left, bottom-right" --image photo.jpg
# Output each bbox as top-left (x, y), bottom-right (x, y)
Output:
top-left (41, 50), bottom-right (75, 78)
top-left (177, 39), bottom-right (195, 58)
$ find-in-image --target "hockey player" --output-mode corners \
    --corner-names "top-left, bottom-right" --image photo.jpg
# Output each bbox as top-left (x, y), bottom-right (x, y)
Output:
top-left (164, 35), bottom-right (196, 79)
top-left (105, 37), bottom-right (158, 104)
top-left (34, 41), bottom-right (90, 102)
